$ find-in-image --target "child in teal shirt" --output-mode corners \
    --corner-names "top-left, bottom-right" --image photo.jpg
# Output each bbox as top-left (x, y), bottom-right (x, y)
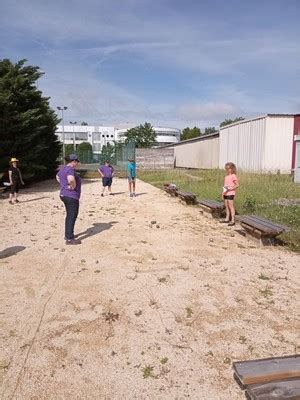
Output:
top-left (127, 158), bottom-right (136, 197)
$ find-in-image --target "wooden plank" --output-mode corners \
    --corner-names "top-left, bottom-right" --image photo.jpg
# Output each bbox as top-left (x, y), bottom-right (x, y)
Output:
top-left (239, 215), bottom-right (288, 232)
top-left (237, 216), bottom-right (286, 235)
top-left (198, 199), bottom-right (224, 210)
top-left (233, 355), bottom-right (300, 386)
top-left (246, 378), bottom-right (300, 400)
top-left (248, 215), bottom-right (289, 231)
top-left (244, 215), bottom-right (289, 232)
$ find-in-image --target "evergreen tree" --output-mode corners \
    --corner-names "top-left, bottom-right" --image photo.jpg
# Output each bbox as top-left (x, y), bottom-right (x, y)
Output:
top-left (125, 122), bottom-right (156, 148)
top-left (0, 58), bottom-right (61, 180)
top-left (180, 126), bottom-right (201, 141)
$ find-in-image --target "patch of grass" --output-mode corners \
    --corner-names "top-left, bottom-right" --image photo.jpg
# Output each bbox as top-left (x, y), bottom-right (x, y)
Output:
top-left (142, 365), bottom-right (156, 379)
top-left (239, 335), bottom-right (247, 344)
top-left (158, 276), bottom-right (168, 283)
top-left (160, 357), bottom-right (168, 364)
top-left (185, 307), bottom-right (193, 318)
top-left (258, 273), bottom-right (270, 280)
top-left (259, 286), bottom-right (274, 298)
top-left (139, 169), bottom-right (300, 252)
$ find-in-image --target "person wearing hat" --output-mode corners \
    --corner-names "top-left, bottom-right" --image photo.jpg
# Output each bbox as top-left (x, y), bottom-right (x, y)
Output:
top-left (56, 154), bottom-right (82, 245)
top-left (127, 157), bottom-right (136, 197)
top-left (8, 157), bottom-right (24, 204)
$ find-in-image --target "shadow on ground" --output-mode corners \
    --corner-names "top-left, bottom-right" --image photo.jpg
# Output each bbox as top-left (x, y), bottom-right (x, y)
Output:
top-left (76, 222), bottom-right (117, 241)
top-left (0, 246), bottom-right (26, 259)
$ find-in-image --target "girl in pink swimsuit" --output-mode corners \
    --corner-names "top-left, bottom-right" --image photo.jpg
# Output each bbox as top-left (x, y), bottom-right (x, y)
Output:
top-left (220, 162), bottom-right (239, 226)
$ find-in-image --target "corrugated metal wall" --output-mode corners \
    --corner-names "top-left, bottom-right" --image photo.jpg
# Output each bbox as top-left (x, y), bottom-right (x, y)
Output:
top-left (219, 117), bottom-right (266, 171)
top-left (172, 135), bottom-right (219, 169)
top-left (264, 116), bottom-right (294, 172)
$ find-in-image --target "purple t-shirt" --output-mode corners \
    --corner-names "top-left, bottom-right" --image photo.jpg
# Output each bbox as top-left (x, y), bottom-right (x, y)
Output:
top-left (57, 165), bottom-right (81, 200)
top-left (99, 165), bottom-right (114, 178)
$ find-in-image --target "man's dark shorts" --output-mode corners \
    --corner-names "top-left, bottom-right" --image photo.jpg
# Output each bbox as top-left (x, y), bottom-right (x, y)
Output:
top-left (223, 195), bottom-right (235, 200)
top-left (10, 183), bottom-right (20, 194)
top-left (102, 177), bottom-right (112, 187)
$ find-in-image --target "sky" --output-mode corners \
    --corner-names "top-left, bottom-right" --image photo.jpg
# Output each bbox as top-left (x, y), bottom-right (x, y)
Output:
top-left (1, 0), bottom-right (300, 129)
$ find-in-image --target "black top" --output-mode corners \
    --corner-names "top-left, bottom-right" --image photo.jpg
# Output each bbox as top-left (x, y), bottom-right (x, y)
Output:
top-left (9, 166), bottom-right (21, 183)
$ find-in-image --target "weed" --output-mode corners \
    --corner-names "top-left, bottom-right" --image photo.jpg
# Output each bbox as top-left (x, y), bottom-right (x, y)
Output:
top-left (205, 351), bottom-right (214, 357)
top-left (258, 273), bottom-right (270, 280)
top-left (259, 286), bottom-right (274, 298)
top-left (239, 336), bottom-right (247, 344)
top-left (185, 307), bottom-right (193, 318)
top-left (158, 277), bottom-right (168, 283)
top-left (160, 357), bottom-right (168, 364)
top-left (223, 357), bottom-right (231, 364)
top-left (248, 345), bottom-right (254, 353)
top-left (243, 196), bottom-right (256, 212)
top-left (142, 365), bottom-right (156, 379)
top-left (102, 310), bottom-right (119, 322)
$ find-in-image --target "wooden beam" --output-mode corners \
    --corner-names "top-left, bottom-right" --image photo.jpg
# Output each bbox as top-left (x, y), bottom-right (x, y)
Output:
top-left (233, 355), bottom-right (300, 386)
top-left (245, 378), bottom-right (300, 400)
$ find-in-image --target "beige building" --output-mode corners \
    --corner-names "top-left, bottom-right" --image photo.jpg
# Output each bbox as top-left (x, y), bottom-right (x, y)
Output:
top-left (163, 133), bottom-right (219, 169)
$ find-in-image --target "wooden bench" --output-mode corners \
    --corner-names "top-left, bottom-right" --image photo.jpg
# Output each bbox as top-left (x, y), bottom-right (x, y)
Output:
top-left (177, 190), bottom-right (197, 205)
top-left (233, 354), bottom-right (300, 399)
top-left (236, 215), bottom-right (289, 246)
top-left (197, 199), bottom-right (225, 218)
top-left (163, 183), bottom-right (178, 197)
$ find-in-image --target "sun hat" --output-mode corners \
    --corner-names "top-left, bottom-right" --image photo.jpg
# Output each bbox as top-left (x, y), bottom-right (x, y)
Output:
top-left (69, 154), bottom-right (80, 161)
top-left (10, 157), bottom-right (19, 163)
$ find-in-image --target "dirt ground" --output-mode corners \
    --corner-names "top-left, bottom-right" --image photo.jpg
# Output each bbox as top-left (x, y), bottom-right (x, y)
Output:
top-left (0, 178), bottom-right (299, 400)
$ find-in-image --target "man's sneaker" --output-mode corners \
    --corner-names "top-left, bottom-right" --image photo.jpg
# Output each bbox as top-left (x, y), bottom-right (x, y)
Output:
top-left (130, 193), bottom-right (133, 197)
top-left (133, 193), bottom-right (136, 197)
top-left (66, 239), bottom-right (81, 245)
top-left (228, 222), bottom-right (235, 226)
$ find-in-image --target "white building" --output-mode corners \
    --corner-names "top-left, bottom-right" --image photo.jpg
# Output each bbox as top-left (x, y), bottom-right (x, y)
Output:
top-left (115, 126), bottom-right (180, 146)
top-left (56, 125), bottom-right (180, 155)
top-left (219, 114), bottom-right (299, 173)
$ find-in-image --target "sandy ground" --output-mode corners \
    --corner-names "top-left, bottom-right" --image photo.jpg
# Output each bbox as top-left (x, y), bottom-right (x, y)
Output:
top-left (0, 178), bottom-right (299, 400)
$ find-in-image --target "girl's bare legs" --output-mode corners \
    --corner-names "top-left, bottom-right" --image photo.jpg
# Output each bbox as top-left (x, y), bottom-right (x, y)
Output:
top-left (132, 180), bottom-right (136, 195)
top-left (224, 199), bottom-right (231, 221)
top-left (227, 200), bottom-right (235, 222)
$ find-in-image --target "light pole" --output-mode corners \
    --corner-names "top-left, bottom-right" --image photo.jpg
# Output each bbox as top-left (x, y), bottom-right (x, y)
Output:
top-left (70, 121), bottom-right (77, 152)
top-left (57, 106), bottom-right (68, 160)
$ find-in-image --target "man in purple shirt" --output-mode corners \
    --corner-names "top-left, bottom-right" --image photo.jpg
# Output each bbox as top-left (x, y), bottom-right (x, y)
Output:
top-left (56, 154), bottom-right (81, 245)
top-left (98, 160), bottom-right (114, 197)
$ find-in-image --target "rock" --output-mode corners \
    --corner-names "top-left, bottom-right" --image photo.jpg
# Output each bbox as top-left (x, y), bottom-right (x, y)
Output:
top-left (134, 309), bottom-right (142, 316)
top-left (151, 220), bottom-right (157, 225)
top-left (126, 272), bottom-right (137, 280)
top-left (156, 225), bottom-right (160, 229)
